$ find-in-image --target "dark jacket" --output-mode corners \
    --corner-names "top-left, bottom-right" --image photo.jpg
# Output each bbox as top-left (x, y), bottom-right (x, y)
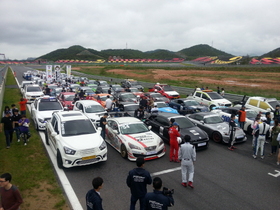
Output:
top-left (86, 189), bottom-right (103, 210)
top-left (134, 109), bottom-right (145, 120)
top-left (145, 190), bottom-right (174, 210)
top-left (126, 167), bottom-right (152, 198)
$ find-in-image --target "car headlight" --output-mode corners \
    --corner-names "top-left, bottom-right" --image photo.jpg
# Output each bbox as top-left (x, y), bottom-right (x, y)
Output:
top-left (38, 118), bottom-right (45, 123)
top-left (26, 94), bottom-right (31, 97)
top-left (128, 142), bottom-right (141, 150)
top-left (159, 139), bottom-right (164, 146)
top-left (99, 141), bottom-right (107, 150)
top-left (64, 146), bottom-right (76, 155)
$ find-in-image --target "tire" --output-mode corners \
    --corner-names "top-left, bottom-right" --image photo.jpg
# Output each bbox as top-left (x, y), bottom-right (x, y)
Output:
top-left (35, 120), bottom-right (39, 131)
top-left (45, 130), bottom-right (49, 145)
top-left (120, 144), bottom-right (128, 159)
top-left (57, 150), bottom-right (64, 169)
top-left (209, 105), bottom-right (216, 110)
top-left (212, 131), bottom-right (223, 143)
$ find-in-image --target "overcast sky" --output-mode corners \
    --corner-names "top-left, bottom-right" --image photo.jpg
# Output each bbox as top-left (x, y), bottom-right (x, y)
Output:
top-left (1, 0), bottom-right (280, 60)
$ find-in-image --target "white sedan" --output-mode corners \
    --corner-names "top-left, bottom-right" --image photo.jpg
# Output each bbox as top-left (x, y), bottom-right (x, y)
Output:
top-left (105, 117), bottom-right (165, 161)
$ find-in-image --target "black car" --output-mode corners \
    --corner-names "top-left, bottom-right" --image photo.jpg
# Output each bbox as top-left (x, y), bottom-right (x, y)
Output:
top-left (168, 99), bottom-right (208, 115)
top-left (145, 112), bottom-right (209, 150)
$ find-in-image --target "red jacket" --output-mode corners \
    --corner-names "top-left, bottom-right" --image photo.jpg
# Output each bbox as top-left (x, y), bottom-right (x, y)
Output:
top-left (168, 127), bottom-right (180, 142)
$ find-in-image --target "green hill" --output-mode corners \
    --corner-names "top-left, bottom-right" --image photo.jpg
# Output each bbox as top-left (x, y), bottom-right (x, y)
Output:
top-left (178, 44), bottom-right (233, 58)
top-left (261, 47), bottom-right (280, 58)
top-left (37, 44), bottom-right (236, 61)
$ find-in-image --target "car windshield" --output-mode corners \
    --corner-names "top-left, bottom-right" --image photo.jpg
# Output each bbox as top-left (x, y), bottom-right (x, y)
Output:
top-left (130, 81), bottom-right (140, 86)
top-left (204, 115), bottom-right (223, 124)
top-left (100, 95), bottom-right (113, 101)
top-left (120, 123), bottom-right (149, 135)
top-left (151, 93), bottom-right (162, 98)
top-left (162, 85), bottom-right (173, 91)
top-left (184, 100), bottom-right (199, 106)
top-left (85, 105), bottom-right (105, 113)
top-left (207, 92), bottom-right (224, 100)
top-left (61, 119), bottom-right (96, 136)
top-left (65, 95), bottom-right (75, 101)
top-left (129, 88), bottom-right (138, 92)
top-left (38, 102), bottom-right (62, 111)
top-left (157, 103), bottom-right (168, 108)
top-left (172, 117), bottom-right (195, 128)
top-left (27, 87), bottom-right (41, 92)
top-left (124, 104), bottom-right (139, 111)
top-left (121, 93), bottom-right (136, 99)
top-left (268, 100), bottom-right (280, 109)
top-left (246, 110), bottom-right (259, 118)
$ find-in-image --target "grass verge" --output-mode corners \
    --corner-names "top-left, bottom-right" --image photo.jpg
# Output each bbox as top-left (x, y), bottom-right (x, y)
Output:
top-left (0, 68), bottom-right (68, 210)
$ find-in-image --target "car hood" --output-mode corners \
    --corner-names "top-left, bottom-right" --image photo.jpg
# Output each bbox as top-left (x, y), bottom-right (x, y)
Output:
top-left (213, 99), bottom-right (232, 105)
top-left (179, 126), bottom-right (208, 141)
top-left (38, 110), bottom-right (60, 119)
top-left (204, 122), bottom-right (229, 131)
top-left (123, 132), bottom-right (159, 147)
top-left (158, 107), bottom-right (179, 114)
top-left (26, 92), bottom-right (43, 96)
top-left (188, 105), bottom-right (208, 111)
top-left (63, 133), bottom-right (104, 150)
top-left (164, 91), bottom-right (179, 96)
top-left (85, 112), bottom-right (106, 120)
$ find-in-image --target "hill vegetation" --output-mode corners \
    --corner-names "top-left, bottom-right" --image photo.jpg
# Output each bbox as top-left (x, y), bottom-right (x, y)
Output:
top-left (37, 44), bottom-right (280, 62)
top-left (37, 44), bottom-right (235, 61)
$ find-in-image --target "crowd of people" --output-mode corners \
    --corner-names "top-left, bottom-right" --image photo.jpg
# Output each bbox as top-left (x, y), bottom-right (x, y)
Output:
top-left (0, 99), bottom-right (30, 149)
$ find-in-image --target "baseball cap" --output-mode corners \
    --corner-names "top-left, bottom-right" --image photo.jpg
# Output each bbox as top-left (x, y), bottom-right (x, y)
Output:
top-left (154, 103), bottom-right (157, 107)
top-left (5, 111), bottom-right (11, 115)
top-left (261, 117), bottom-right (267, 121)
top-left (14, 108), bottom-right (19, 112)
top-left (173, 122), bottom-right (179, 126)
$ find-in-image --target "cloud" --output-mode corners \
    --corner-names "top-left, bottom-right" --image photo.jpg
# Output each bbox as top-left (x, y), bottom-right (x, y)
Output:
top-left (1, 0), bottom-right (280, 59)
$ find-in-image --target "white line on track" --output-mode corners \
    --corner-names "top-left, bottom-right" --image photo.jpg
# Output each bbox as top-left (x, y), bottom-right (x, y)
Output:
top-left (151, 167), bottom-right (181, 176)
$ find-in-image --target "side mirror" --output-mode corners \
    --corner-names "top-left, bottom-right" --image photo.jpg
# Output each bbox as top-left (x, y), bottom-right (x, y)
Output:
top-left (51, 132), bottom-right (58, 137)
top-left (113, 129), bottom-right (119, 134)
top-left (148, 125), bottom-right (152, 130)
top-left (200, 120), bottom-right (204, 124)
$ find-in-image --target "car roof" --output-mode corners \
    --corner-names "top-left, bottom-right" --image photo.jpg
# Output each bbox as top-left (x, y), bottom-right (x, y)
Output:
top-left (76, 100), bottom-right (101, 105)
top-left (191, 112), bottom-right (219, 117)
top-left (108, 117), bottom-right (141, 124)
top-left (55, 111), bottom-right (88, 121)
top-left (156, 112), bottom-right (181, 118)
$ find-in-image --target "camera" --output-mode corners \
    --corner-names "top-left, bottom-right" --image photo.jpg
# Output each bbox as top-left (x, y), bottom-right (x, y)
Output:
top-left (162, 187), bottom-right (174, 196)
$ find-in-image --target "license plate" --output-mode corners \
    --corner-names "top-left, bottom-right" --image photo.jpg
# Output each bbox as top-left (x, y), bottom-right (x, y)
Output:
top-left (197, 142), bottom-right (207, 147)
top-left (82, 155), bottom-right (96, 160)
top-left (236, 136), bottom-right (244, 139)
top-left (147, 151), bottom-right (156, 155)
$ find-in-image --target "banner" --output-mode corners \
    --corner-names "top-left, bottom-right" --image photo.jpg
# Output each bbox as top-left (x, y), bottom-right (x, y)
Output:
top-left (66, 65), bottom-right (71, 79)
top-left (53, 65), bottom-right (61, 81)
top-left (46, 65), bottom-right (52, 82)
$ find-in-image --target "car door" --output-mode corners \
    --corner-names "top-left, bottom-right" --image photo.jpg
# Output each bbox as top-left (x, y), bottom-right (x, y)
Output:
top-left (106, 120), bottom-right (120, 150)
top-left (201, 93), bottom-right (211, 106)
top-left (47, 116), bottom-right (58, 154)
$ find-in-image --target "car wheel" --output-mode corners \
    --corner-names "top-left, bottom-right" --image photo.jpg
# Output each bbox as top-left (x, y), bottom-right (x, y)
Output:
top-left (57, 150), bottom-right (64, 169)
top-left (45, 130), bottom-right (49, 145)
top-left (212, 131), bottom-right (223, 143)
top-left (209, 105), bottom-right (216, 110)
top-left (35, 120), bottom-right (39, 131)
top-left (120, 144), bottom-right (128, 159)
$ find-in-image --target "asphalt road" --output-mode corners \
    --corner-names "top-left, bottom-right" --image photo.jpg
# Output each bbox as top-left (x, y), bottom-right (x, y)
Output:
top-left (11, 65), bottom-right (280, 210)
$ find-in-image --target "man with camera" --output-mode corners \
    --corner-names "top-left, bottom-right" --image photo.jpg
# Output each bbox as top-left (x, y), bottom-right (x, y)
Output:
top-left (178, 135), bottom-right (196, 188)
top-left (144, 177), bottom-right (174, 210)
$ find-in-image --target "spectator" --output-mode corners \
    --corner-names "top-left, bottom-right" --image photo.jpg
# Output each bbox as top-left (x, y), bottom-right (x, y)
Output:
top-left (12, 109), bottom-right (22, 142)
top-left (105, 95), bottom-right (113, 111)
top-left (126, 157), bottom-right (152, 210)
top-left (134, 106), bottom-right (145, 120)
top-left (2, 106), bottom-right (12, 118)
top-left (220, 88), bottom-right (225, 97)
top-left (0, 111), bottom-right (14, 148)
top-left (168, 122), bottom-right (181, 162)
top-left (253, 117), bottom-right (270, 159)
top-left (144, 177), bottom-right (174, 210)
top-left (11, 104), bottom-right (17, 116)
top-left (274, 105), bottom-right (280, 121)
top-left (18, 115), bottom-right (31, 146)
top-left (228, 114), bottom-right (237, 151)
top-left (44, 85), bottom-right (51, 95)
top-left (100, 113), bottom-right (108, 140)
top-left (0, 173), bottom-right (23, 210)
top-left (86, 177), bottom-right (104, 210)
top-left (238, 105), bottom-right (246, 130)
top-left (269, 119), bottom-right (280, 158)
top-left (179, 135), bottom-right (196, 188)
top-left (19, 98), bottom-right (28, 115)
